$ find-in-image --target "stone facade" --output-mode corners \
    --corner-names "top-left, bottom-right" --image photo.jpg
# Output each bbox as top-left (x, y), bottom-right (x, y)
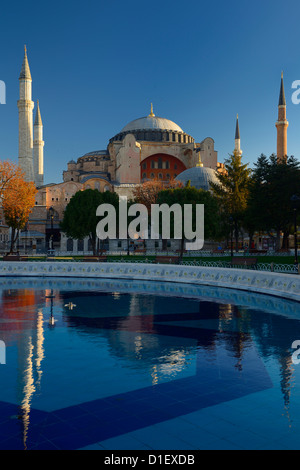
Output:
top-left (29, 107), bottom-right (222, 253)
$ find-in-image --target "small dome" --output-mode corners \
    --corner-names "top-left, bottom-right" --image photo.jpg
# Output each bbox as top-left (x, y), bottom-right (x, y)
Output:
top-left (68, 160), bottom-right (76, 164)
top-left (120, 115), bottom-right (184, 133)
top-left (175, 166), bottom-right (219, 191)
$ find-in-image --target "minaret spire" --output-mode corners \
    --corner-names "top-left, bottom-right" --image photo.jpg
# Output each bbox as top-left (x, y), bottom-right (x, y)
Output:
top-left (33, 100), bottom-right (44, 187)
top-left (18, 46), bottom-right (34, 182)
top-left (234, 114), bottom-right (242, 157)
top-left (276, 71), bottom-right (288, 162)
top-left (19, 45), bottom-right (32, 81)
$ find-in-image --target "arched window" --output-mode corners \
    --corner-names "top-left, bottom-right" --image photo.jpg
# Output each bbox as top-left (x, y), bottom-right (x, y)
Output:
top-left (150, 173), bottom-right (154, 179)
top-left (158, 173), bottom-right (163, 179)
top-left (166, 174), bottom-right (170, 180)
top-left (158, 158), bottom-right (162, 169)
top-left (78, 239), bottom-right (84, 252)
top-left (94, 181), bottom-right (100, 191)
top-left (142, 173), bottom-right (147, 179)
top-left (166, 161), bottom-right (170, 169)
top-left (151, 161), bottom-right (155, 169)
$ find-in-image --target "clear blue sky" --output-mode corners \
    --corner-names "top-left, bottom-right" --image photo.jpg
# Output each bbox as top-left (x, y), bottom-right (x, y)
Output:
top-left (1, 0), bottom-right (300, 184)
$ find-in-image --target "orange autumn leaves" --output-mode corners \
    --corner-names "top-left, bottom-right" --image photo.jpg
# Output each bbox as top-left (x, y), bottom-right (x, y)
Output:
top-left (1, 160), bottom-right (37, 230)
top-left (132, 178), bottom-right (183, 213)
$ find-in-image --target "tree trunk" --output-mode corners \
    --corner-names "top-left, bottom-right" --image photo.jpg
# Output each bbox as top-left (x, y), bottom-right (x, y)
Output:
top-left (99, 239), bottom-right (105, 256)
top-left (234, 222), bottom-right (239, 252)
top-left (89, 234), bottom-right (97, 256)
top-left (282, 231), bottom-right (289, 250)
top-left (179, 237), bottom-right (185, 261)
top-left (9, 227), bottom-right (18, 254)
top-left (276, 229), bottom-right (281, 251)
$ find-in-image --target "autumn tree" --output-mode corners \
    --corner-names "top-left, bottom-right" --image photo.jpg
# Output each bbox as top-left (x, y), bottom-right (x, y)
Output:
top-left (132, 178), bottom-right (183, 250)
top-left (132, 178), bottom-right (183, 212)
top-left (0, 160), bottom-right (24, 198)
top-left (2, 176), bottom-right (37, 254)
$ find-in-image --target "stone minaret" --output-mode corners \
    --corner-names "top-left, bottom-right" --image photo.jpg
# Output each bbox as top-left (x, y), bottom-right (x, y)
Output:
top-left (18, 46), bottom-right (34, 182)
top-left (33, 100), bottom-right (44, 187)
top-left (275, 72), bottom-right (288, 162)
top-left (234, 114), bottom-right (242, 156)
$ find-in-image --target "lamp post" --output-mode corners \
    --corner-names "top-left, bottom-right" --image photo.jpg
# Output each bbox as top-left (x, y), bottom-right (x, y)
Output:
top-left (229, 216), bottom-right (233, 258)
top-left (49, 206), bottom-right (54, 231)
top-left (48, 207), bottom-right (54, 254)
top-left (291, 195), bottom-right (300, 267)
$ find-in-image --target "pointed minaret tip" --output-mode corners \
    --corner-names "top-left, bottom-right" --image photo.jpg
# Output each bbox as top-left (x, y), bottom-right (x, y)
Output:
top-left (34, 100), bottom-right (42, 126)
top-left (279, 71), bottom-right (286, 106)
top-left (19, 45), bottom-right (32, 80)
top-left (235, 114), bottom-right (240, 140)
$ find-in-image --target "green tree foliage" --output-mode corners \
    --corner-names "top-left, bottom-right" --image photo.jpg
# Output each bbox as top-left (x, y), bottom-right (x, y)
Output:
top-left (246, 154), bottom-right (300, 250)
top-left (156, 186), bottom-right (220, 256)
top-left (210, 153), bottom-right (251, 251)
top-left (60, 189), bottom-right (119, 255)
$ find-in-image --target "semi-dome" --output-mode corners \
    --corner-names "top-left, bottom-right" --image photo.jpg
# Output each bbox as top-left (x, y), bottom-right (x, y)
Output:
top-left (175, 165), bottom-right (219, 191)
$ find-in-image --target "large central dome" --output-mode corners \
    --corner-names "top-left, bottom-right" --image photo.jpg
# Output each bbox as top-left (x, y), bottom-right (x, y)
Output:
top-left (121, 116), bottom-right (184, 133)
top-left (109, 105), bottom-right (194, 144)
top-left (121, 105), bottom-right (184, 133)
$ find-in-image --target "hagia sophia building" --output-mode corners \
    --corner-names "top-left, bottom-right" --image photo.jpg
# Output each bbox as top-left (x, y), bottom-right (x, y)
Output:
top-left (0, 48), bottom-right (288, 253)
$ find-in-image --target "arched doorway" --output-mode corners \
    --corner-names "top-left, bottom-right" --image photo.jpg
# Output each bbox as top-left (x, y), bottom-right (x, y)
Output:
top-left (141, 154), bottom-right (186, 181)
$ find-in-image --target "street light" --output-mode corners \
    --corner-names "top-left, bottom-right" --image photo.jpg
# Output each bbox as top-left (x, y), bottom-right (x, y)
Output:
top-left (49, 206), bottom-right (54, 230)
top-left (48, 207), bottom-right (55, 254)
top-left (291, 195), bottom-right (300, 267)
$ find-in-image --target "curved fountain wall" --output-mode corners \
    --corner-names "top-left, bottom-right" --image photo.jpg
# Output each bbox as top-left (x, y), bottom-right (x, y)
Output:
top-left (0, 261), bottom-right (299, 302)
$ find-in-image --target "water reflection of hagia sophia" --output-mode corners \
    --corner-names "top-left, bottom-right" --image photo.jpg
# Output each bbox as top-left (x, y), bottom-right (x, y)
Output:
top-left (0, 287), bottom-right (297, 449)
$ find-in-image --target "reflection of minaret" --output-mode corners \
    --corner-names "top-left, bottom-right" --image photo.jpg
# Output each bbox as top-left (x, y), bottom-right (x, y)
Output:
top-left (234, 114), bottom-right (242, 157)
top-left (16, 301), bottom-right (45, 450)
top-left (275, 72), bottom-right (289, 162)
top-left (279, 354), bottom-right (294, 425)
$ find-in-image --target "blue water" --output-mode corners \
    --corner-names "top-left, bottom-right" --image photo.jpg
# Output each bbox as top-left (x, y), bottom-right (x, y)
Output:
top-left (0, 277), bottom-right (300, 450)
